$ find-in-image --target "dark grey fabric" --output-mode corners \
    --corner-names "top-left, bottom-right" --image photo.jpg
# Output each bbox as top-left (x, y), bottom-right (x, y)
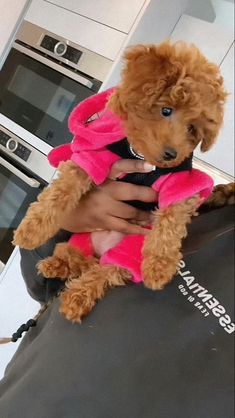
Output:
top-left (19, 229), bottom-right (71, 303)
top-left (0, 206), bottom-right (234, 418)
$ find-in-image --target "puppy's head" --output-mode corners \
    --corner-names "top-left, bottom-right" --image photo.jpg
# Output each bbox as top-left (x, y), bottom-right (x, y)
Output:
top-left (108, 42), bottom-right (227, 167)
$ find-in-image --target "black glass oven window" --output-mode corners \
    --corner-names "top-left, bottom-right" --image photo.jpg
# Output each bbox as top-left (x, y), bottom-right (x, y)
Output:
top-left (8, 65), bottom-right (76, 123)
top-left (0, 156), bottom-right (44, 265)
top-left (0, 49), bottom-right (98, 147)
top-left (0, 172), bottom-right (26, 233)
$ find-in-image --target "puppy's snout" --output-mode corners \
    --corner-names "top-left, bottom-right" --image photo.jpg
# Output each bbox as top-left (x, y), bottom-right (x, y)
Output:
top-left (163, 148), bottom-right (177, 161)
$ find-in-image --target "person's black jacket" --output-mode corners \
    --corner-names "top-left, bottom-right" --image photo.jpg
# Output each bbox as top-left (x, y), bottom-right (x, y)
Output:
top-left (0, 206), bottom-right (234, 418)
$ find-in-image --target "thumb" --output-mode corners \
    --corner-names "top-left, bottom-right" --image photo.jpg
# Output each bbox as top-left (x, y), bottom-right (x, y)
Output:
top-left (109, 159), bottom-right (155, 179)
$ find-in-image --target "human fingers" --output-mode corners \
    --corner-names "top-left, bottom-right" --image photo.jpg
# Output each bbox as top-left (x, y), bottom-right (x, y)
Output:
top-left (107, 200), bottom-right (151, 222)
top-left (109, 159), bottom-right (155, 179)
top-left (105, 216), bottom-right (150, 235)
top-left (102, 181), bottom-right (157, 203)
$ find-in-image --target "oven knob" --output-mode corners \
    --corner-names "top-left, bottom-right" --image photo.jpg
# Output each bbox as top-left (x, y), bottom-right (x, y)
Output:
top-left (54, 41), bottom-right (67, 57)
top-left (6, 138), bottom-right (18, 152)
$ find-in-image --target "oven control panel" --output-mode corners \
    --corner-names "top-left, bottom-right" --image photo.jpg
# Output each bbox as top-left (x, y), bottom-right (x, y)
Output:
top-left (0, 125), bottom-right (55, 183)
top-left (40, 34), bottom-right (82, 64)
top-left (0, 129), bottom-right (31, 161)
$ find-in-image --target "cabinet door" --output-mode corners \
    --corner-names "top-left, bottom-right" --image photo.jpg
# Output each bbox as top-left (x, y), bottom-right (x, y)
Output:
top-left (171, 14), bottom-right (234, 65)
top-left (26, 0), bottom-right (126, 60)
top-left (0, 0), bottom-right (32, 68)
top-left (48, 0), bottom-right (147, 33)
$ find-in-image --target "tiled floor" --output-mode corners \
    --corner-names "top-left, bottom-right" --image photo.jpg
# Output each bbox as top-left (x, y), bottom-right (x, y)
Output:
top-left (0, 249), bottom-right (39, 380)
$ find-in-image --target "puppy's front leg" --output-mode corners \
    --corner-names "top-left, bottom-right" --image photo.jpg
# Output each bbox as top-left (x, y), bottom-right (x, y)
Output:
top-left (142, 195), bottom-right (200, 290)
top-left (13, 161), bottom-right (92, 250)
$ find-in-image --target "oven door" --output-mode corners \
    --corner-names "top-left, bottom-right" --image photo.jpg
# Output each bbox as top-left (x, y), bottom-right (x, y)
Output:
top-left (0, 154), bottom-right (45, 270)
top-left (0, 44), bottom-right (101, 148)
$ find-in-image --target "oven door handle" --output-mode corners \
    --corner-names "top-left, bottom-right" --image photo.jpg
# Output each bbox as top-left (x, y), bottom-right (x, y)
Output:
top-left (13, 43), bottom-right (93, 89)
top-left (0, 157), bottom-right (41, 188)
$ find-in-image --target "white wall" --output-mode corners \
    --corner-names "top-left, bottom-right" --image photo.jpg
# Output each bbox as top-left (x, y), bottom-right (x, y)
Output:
top-left (102, 0), bottom-right (189, 88)
top-left (0, 0), bottom-right (32, 69)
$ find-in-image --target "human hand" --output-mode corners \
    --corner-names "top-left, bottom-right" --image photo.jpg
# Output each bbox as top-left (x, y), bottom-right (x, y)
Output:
top-left (60, 159), bottom-right (157, 235)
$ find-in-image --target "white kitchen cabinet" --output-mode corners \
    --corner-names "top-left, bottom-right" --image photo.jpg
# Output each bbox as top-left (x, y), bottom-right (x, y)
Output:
top-left (26, 0), bottom-right (127, 60)
top-left (0, 0), bottom-right (32, 69)
top-left (47, 0), bottom-right (147, 33)
top-left (102, 0), bottom-right (190, 88)
top-left (170, 14), bottom-right (234, 65)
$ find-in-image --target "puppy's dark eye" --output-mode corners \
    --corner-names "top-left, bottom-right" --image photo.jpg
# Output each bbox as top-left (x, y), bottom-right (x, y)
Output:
top-left (161, 107), bottom-right (173, 117)
top-left (188, 124), bottom-right (196, 135)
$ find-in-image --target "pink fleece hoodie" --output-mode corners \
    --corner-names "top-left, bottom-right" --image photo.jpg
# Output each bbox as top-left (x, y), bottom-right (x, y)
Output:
top-left (48, 89), bottom-right (213, 283)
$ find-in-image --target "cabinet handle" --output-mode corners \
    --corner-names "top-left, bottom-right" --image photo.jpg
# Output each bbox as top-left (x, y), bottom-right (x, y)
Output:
top-left (0, 156), bottom-right (40, 188)
top-left (14, 43), bottom-right (93, 89)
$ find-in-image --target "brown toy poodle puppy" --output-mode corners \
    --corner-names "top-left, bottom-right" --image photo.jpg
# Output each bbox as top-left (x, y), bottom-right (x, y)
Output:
top-left (14, 41), bottom-right (229, 322)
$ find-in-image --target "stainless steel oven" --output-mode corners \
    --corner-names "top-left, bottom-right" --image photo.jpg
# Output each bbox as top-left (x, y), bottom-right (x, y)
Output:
top-left (0, 21), bottom-right (112, 149)
top-left (0, 125), bottom-right (55, 271)
top-left (0, 22), bottom-right (113, 270)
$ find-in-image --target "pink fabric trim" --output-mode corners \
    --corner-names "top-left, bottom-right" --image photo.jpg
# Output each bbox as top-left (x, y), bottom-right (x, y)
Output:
top-left (48, 88), bottom-right (126, 180)
top-left (69, 233), bottom-right (94, 257)
top-left (68, 88), bottom-right (126, 150)
top-left (152, 169), bottom-right (214, 209)
top-left (71, 148), bottom-right (121, 185)
top-left (100, 234), bottom-right (146, 283)
top-left (68, 230), bottom-right (147, 283)
top-left (48, 144), bottom-right (73, 168)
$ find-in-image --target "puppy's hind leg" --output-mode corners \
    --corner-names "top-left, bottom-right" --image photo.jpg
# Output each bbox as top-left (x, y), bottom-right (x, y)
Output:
top-left (13, 161), bottom-right (92, 250)
top-left (37, 242), bottom-right (98, 280)
top-left (201, 182), bottom-right (235, 210)
top-left (60, 265), bottom-right (131, 322)
top-left (142, 195), bottom-right (200, 290)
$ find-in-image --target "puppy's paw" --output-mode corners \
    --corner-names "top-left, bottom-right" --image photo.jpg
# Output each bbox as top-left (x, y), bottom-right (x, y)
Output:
top-left (13, 219), bottom-right (48, 249)
top-left (203, 182), bottom-right (235, 209)
top-left (143, 257), bottom-right (177, 290)
top-left (144, 274), bottom-right (171, 290)
top-left (37, 258), bottom-right (69, 280)
top-left (59, 286), bottom-right (96, 323)
top-left (13, 223), bottom-right (38, 250)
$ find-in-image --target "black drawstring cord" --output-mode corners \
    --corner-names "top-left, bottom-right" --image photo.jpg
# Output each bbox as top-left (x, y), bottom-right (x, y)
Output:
top-left (0, 302), bottom-right (50, 345)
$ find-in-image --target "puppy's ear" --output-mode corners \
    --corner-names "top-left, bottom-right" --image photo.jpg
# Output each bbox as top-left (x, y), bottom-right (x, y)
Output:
top-left (200, 115), bottom-right (224, 152)
top-left (200, 135), bottom-right (215, 152)
top-left (107, 90), bottom-right (127, 119)
top-left (200, 123), bottom-right (220, 152)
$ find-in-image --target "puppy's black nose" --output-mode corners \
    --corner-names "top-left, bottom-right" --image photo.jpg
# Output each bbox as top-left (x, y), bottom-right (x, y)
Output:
top-left (163, 148), bottom-right (177, 161)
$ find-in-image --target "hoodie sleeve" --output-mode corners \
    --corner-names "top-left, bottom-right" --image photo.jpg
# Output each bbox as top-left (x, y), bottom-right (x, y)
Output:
top-left (71, 148), bottom-right (121, 185)
top-left (152, 169), bottom-right (214, 209)
top-left (48, 144), bottom-right (73, 168)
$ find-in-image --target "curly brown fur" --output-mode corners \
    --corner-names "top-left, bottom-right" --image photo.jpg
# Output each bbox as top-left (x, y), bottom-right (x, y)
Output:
top-left (60, 265), bottom-right (131, 322)
top-left (108, 42), bottom-right (227, 166)
top-left (13, 41), bottom-right (228, 321)
top-left (13, 161), bottom-right (93, 249)
top-left (202, 182), bottom-right (235, 209)
top-left (37, 243), bottom-right (98, 280)
top-left (142, 195), bottom-right (200, 290)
